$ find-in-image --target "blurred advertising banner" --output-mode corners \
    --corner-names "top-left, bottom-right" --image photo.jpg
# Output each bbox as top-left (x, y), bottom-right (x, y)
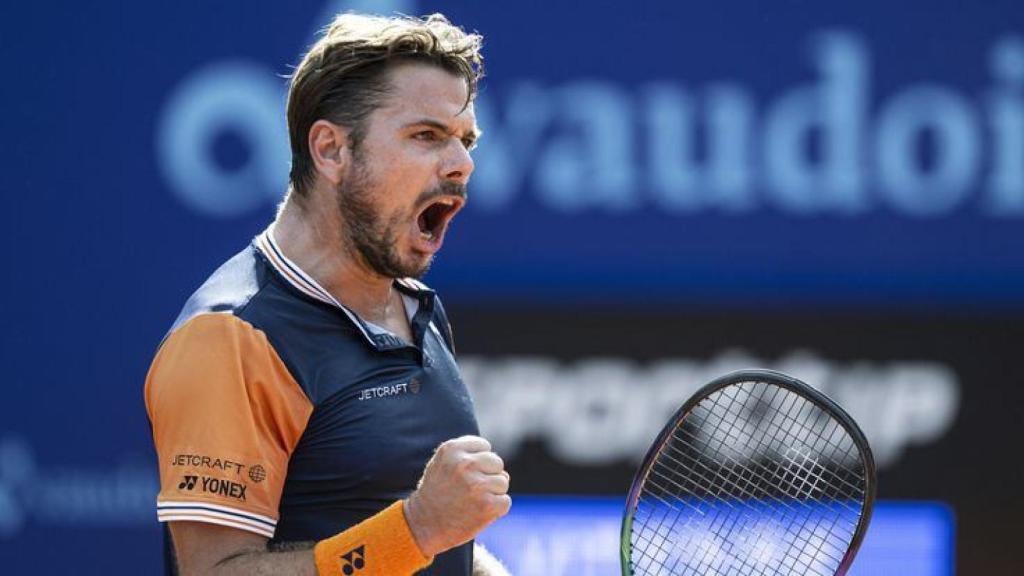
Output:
top-left (450, 307), bottom-right (1022, 574)
top-left (476, 497), bottom-right (954, 576)
top-left (144, 0), bottom-right (1024, 306)
top-left (2, 0), bottom-right (1022, 574)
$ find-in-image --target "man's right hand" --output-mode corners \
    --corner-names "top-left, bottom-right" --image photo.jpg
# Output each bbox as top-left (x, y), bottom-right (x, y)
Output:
top-left (403, 436), bottom-right (512, 557)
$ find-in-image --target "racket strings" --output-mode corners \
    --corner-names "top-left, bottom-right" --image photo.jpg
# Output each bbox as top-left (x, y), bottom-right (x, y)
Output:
top-left (634, 388), bottom-right (861, 574)
top-left (671, 399), bottom-right (864, 502)
top-left (696, 383), bottom-right (865, 499)
top-left (651, 388), bottom-right (860, 530)
top-left (675, 410), bottom-right (852, 570)
top-left (642, 426), bottom-right (848, 571)
top-left (668, 383), bottom-right (861, 570)
top-left (656, 427), bottom-right (858, 548)
top-left (634, 438), bottom-right (835, 569)
top-left (630, 380), bottom-right (868, 575)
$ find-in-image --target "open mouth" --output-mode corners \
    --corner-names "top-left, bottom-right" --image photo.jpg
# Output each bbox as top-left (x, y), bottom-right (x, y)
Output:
top-left (415, 196), bottom-right (464, 243)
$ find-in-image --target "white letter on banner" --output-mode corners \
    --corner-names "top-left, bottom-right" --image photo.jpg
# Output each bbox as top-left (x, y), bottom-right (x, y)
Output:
top-left (876, 87), bottom-right (981, 216)
top-left (763, 32), bottom-right (869, 215)
top-left (645, 84), bottom-right (756, 213)
top-left (704, 85), bottom-right (757, 212)
top-left (987, 36), bottom-right (1024, 216)
top-left (645, 83), bottom-right (702, 211)
top-left (470, 84), bottom-right (553, 212)
top-left (156, 61), bottom-right (288, 218)
top-left (535, 82), bottom-right (636, 212)
top-left (545, 359), bottom-right (638, 464)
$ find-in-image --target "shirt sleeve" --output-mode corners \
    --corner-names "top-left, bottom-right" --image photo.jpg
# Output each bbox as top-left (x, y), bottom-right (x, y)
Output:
top-left (144, 312), bottom-right (313, 538)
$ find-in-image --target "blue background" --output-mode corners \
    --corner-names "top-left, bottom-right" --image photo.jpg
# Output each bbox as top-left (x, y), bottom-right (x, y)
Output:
top-left (477, 498), bottom-right (954, 576)
top-left (1, 0), bottom-right (1021, 573)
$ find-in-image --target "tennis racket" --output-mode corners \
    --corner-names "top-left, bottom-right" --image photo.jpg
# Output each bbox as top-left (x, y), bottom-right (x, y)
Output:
top-left (621, 369), bottom-right (876, 576)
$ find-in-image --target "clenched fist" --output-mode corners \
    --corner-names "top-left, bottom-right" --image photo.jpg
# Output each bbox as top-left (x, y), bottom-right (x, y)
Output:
top-left (403, 436), bottom-right (511, 557)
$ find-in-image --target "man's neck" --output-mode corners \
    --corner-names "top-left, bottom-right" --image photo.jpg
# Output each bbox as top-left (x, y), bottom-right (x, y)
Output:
top-left (271, 193), bottom-right (398, 325)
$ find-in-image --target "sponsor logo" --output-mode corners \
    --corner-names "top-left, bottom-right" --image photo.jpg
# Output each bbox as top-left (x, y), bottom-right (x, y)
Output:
top-left (248, 464), bottom-right (267, 484)
top-left (171, 454), bottom-right (246, 475)
top-left (160, 27), bottom-right (1024, 221)
top-left (200, 477), bottom-right (247, 501)
top-left (463, 349), bottom-right (960, 469)
top-left (178, 475), bottom-right (247, 501)
top-left (358, 379), bottom-right (418, 401)
top-left (341, 545), bottom-right (365, 575)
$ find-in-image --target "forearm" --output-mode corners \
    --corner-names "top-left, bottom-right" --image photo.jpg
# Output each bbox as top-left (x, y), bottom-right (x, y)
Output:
top-left (172, 501), bottom-right (430, 576)
top-left (169, 436), bottom-right (508, 576)
top-left (193, 547), bottom-right (317, 576)
top-left (170, 524), bottom-right (316, 576)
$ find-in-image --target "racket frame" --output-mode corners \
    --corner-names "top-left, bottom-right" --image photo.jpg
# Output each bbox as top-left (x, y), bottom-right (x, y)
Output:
top-left (620, 368), bottom-right (877, 576)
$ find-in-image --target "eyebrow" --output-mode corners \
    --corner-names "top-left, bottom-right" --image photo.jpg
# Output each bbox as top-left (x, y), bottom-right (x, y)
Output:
top-left (404, 118), bottom-right (481, 142)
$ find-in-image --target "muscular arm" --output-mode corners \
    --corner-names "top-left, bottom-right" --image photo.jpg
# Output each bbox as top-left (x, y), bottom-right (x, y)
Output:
top-left (171, 528), bottom-right (511, 576)
top-left (168, 437), bottom-right (511, 576)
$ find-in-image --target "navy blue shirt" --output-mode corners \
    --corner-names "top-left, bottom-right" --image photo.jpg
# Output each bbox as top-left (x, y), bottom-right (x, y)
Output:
top-left (146, 228), bottom-right (478, 575)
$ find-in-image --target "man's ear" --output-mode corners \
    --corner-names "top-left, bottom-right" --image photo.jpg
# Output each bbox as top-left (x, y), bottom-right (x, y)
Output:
top-left (308, 119), bottom-right (351, 186)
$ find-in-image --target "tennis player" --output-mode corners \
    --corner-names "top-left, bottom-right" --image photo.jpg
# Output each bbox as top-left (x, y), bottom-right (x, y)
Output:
top-left (144, 13), bottom-right (510, 576)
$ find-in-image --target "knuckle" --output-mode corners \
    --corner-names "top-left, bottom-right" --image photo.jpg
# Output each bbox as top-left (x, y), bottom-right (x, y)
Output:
top-left (455, 453), bottom-right (475, 472)
top-left (469, 475), bottom-right (490, 495)
top-left (492, 495), bottom-right (512, 516)
top-left (458, 435), bottom-right (490, 452)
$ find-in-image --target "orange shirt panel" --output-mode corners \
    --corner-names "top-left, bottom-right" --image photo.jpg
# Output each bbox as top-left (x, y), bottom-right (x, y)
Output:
top-left (145, 313), bottom-right (313, 536)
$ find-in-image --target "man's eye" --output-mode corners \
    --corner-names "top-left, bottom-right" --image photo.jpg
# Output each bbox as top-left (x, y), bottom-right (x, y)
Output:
top-left (462, 138), bottom-right (477, 150)
top-left (414, 131), bottom-right (439, 141)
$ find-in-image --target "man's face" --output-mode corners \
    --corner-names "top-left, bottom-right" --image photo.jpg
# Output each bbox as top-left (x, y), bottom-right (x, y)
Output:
top-left (335, 63), bottom-right (478, 279)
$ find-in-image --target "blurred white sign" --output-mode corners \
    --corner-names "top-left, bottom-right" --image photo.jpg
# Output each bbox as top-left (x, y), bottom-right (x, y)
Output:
top-left (463, 349), bottom-right (960, 469)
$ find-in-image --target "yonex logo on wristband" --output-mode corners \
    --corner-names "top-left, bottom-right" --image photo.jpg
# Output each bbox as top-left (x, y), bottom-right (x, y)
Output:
top-left (340, 545), bottom-right (365, 575)
top-left (178, 476), bottom-right (198, 490)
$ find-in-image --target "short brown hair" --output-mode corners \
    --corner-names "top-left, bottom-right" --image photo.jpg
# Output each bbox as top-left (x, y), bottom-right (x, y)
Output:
top-left (286, 12), bottom-right (484, 196)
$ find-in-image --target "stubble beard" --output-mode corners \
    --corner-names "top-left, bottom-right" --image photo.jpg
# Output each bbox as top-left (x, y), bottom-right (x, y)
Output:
top-left (335, 160), bottom-right (433, 280)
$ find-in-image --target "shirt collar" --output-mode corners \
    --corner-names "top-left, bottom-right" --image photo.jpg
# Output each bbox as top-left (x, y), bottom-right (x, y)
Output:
top-left (256, 225), bottom-right (339, 308)
top-left (254, 225), bottom-right (435, 349)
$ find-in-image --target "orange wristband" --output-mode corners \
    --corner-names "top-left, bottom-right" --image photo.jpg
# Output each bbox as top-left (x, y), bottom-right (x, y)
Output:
top-left (313, 500), bottom-right (433, 576)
